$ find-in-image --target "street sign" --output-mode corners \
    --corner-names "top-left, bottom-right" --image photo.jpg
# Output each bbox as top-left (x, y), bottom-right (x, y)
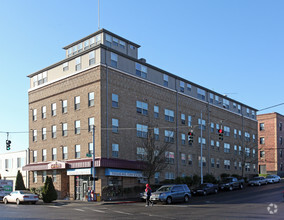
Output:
top-left (86, 153), bottom-right (92, 157)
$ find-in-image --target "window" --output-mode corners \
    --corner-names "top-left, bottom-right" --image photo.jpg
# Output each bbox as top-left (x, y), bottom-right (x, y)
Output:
top-left (165, 130), bottom-right (174, 143)
top-left (198, 137), bottom-right (206, 147)
top-left (52, 148), bottom-right (57, 161)
top-left (260, 151), bottom-right (265, 158)
top-left (112, 94), bottom-right (118, 108)
top-left (238, 105), bottom-right (241, 113)
top-left (216, 159), bottom-right (220, 168)
top-left (42, 106), bottom-right (46, 119)
top-left (136, 101), bottom-right (148, 115)
top-left (234, 129), bottom-right (237, 138)
top-left (52, 170), bottom-right (57, 182)
top-left (62, 123), bottom-right (67, 136)
top-left (33, 171), bottom-right (37, 183)
top-left (259, 123), bottom-right (265, 131)
top-left (63, 62), bottom-right (69, 71)
top-left (5, 159), bottom-right (12, 170)
top-left (112, 118), bottom-right (119, 133)
top-left (198, 118), bottom-right (206, 130)
top-left (51, 103), bottom-right (56, 116)
top-left (17, 157), bottom-right (25, 168)
top-left (106, 34), bottom-right (112, 47)
top-left (88, 143), bottom-right (93, 155)
top-left (163, 74), bottom-right (168, 87)
top-left (137, 147), bottom-right (146, 161)
top-left (188, 155), bottom-right (192, 165)
top-left (62, 146), bottom-right (68, 160)
top-left (260, 137), bottom-right (265, 144)
top-left (234, 161), bottom-right (237, 170)
top-left (75, 145), bottom-right (80, 158)
top-left (209, 93), bottom-right (214, 103)
top-left (68, 48), bottom-right (72, 57)
top-left (165, 172), bottom-right (174, 180)
top-left (224, 143), bottom-right (230, 153)
top-left (188, 116), bottom-right (192, 127)
top-left (233, 102), bottom-right (237, 109)
top-left (281, 137), bottom-right (283, 145)
top-left (33, 151), bottom-right (37, 162)
top-left (32, 109), bottom-right (37, 121)
top-left (42, 171), bottom-right (47, 183)
top-left (90, 37), bottom-right (95, 47)
top-left (77, 43), bottom-right (83, 53)
top-left (42, 127), bottom-right (47, 140)
top-left (252, 110), bottom-right (255, 119)
top-left (198, 156), bottom-right (206, 167)
top-left (280, 123), bottom-right (283, 131)
top-left (224, 126), bottom-right (230, 136)
top-left (234, 145), bottom-right (237, 154)
top-left (33, 130), bottom-right (37, 142)
top-left (137, 124), bottom-right (148, 138)
top-left (216, 141), bottom-right (220, 150)
top-left (88, 117), bottom-right (94, 132)
top-left (245, 163), bottom-right (250, 172)
top-left (181, 153), bottom-right (186, 165)
top-left (246, 108), bottom-right (250, 117)
top-left (224, 160), bottom-right (230, 170)
top-left (111, 52), bottom-right (118, 68)
top-left (154, 128), bottom-right (159, 140)
top-left (210, 122), bottom-right (214, 133)
top-left (211, 158), bottom-right (215, 168)
top-left (239, 130), bottom-right (242, 139)
top-left (113, 37), bottom-right (119, 46)
top-left (88, 92), bottom-right (94, 107)
top-left (187, 84), bottom-right (191, 92)
top-left (181, 114), bottom-right (185, 124)
top-left (119, 40), bottom-right (125, 49)
top-left (252, 149), bottom-right (256, 157)
top-left (84, 39), bottom-right (89, 50)
top-left (165, 109), bottom-right (174, 122)
top-left (52, 125), bottom-right (56, 138)
top-left (62, 100), bottom-right (67, 113)
top-left (75, 120), bottom-right (80, 134)
top-left (223, 99), bottom-right (230, 109)
top-left (245, 132), bottom-right (250, 142)
top-left (74, 96), bottom-right (80, 110)
top-left (135, 63), bottom-right (147, 79)
top-left (239, 146), bottom-right (242, 155)
top-left (180, 81), bottom-right (184, 92)
top-left (112, 144), bottom-right (119, 158)
top-left (155, 172), bottom-right (160, 184)
top-left (245, 147), bottom-right (250, 157)
top-left (253, 134), bottom-right (256, 143)
top-left (216, 124), bottom-right (220, 133)
top-left (89, 51), bottom-right (95, 65)
top-left (181, 133), bottom-right (186, 145)
top-left (211, 140), bottom-right (214, 147)
top-left (154, 106), bottom-right (159, 118)
top-left (165, 151), bottom-right (175, 164)
top-left (215, 95), bottom-right (220, 104)
top-left (75, 57), bottom-right (81, 71)
top-left (197, 88), bottom-right (205, 100)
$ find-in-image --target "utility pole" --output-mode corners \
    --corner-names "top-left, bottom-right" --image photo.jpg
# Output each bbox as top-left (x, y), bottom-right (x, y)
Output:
top-left (92, 125), bottom-right (95, 191)
top-left (200, 111), bottom-right (203, 184)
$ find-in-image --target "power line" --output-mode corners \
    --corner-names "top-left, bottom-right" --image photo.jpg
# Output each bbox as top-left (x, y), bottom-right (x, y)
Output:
top-left (258, 103), bottom-right (284, 112)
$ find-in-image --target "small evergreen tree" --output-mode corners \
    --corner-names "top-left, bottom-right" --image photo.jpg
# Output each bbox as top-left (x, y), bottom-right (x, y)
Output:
top-left (42, 176), bottom-right (57, 203)
top-left (15, 170), bottom-right (26, 190)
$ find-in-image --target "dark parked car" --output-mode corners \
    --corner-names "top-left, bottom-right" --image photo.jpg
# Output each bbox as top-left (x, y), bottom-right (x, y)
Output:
top-left (219, 177), bottom-right (244, 191)
top-left (192, 183), bottom-right (218, 196)
top-left (150, 184), bottom-right (191, 204)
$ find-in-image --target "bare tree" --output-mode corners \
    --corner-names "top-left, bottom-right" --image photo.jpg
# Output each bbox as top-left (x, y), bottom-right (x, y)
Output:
top-left (141, 128), bottom-right (171, 184)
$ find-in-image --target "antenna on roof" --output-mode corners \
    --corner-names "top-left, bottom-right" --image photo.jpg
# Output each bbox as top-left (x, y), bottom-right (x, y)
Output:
top-left (98, 0), bottom-right (100, 30)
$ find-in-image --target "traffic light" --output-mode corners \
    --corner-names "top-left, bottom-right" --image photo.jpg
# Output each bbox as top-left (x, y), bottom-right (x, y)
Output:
top-left (90, 176), bottom-right (99, 181)
top-left (188, 131), bottom-right (194, 145)
top-left (218, 129), bottom-right (224, 141)
top-left (6, 140), bottom-right (11, 150)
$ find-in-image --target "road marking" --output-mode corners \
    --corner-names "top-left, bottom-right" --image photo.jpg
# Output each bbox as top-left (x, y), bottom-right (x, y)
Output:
top-left (48, 206), bottom-right (61, 208)
top-left (140, 212), bottom-right (176, 219)
top-left (74, 208), bottom-right (85, 212)
top-left (152, 204), bottom-right (189, 208)
top-left (113, 210), bottom-right (133, 215)
top-left (92, 209), bottom-right (106, 213)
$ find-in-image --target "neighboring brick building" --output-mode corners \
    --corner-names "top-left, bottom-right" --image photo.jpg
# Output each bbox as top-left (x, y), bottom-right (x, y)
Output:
top-left (23, 29), bottom-right (258, 200)
top-left (257, 112), bottom-right (284, 176)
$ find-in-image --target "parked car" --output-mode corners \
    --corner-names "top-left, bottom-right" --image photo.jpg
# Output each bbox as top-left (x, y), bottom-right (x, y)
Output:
top-left (140, 191), bottom-right (147, 201)
top-left (248, 176), bottom-right (268, 186)
top-left (192, 183), bottom-right (218, 196)
top-left (219, 177), bottom-right (244, 191)
top-left (3, 190), bottom-right (39, 205)
top-left (265, 175), bottom-right (281, 184)
top-left (150, 184), bottom-right (191, 204)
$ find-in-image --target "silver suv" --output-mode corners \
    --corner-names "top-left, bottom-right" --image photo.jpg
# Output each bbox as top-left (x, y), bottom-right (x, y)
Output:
top-left (150, 184), bottom-right (191, 204)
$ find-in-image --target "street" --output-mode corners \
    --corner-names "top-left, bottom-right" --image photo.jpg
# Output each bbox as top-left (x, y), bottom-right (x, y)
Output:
top-left (0, 182), bottom-right (283, 220)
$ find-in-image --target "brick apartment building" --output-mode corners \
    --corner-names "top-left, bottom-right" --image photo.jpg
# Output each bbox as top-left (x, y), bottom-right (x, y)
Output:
top-left (23, 29), bottom-right (258, 200)
top-left (257, 112), bottom-right (284, 176)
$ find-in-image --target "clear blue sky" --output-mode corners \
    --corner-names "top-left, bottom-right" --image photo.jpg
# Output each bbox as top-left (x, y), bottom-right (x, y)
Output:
top-left (0, 0), bottom-right (283, 152)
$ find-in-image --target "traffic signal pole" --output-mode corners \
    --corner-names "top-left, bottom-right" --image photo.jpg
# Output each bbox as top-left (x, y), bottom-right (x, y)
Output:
top-left (200, 111), bottom-right (203, 184)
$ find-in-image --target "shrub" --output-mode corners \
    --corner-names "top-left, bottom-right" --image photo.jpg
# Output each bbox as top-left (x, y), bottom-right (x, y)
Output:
top-left (220, 173), bottom-right (230, 179)
top-left (203, 174), bottom-right (217, 184)
top-left (15, 170), bottom-right (26, 190)
top-left (42, 176), bottom-right (57, 203)
top-left (192, 174), bottom-right (200, 186)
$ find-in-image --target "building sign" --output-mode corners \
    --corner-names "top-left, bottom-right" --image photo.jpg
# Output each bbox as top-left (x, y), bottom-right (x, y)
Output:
top-left (105, 168), bottom-right (143, 178)
top-left (67, 168), bottom-right (92, 176)
top-left (48, 161), bottom-right (66, 170)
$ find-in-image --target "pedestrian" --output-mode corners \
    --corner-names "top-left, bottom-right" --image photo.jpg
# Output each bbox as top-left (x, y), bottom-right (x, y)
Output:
top-left (145, 183), bottom-right (153, 207)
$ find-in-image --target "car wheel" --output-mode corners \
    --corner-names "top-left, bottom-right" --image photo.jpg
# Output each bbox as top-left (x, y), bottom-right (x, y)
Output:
top-left (16, 199), bottom-right (20, 205)
top-left (258, 182), bottom-right (261, 186)
top-left (203, 191), bottom-right (207, 196)
top-left (229, 186), bottom-right (233, 191)
top-left (184, 195), bottom-right (189, 203)
top-left (3, 198), bottom-right (8, 204)
top-left (32, 201), bottom-right (37, 205)
top-left (214, 189), bottom-right (218, 194)
top-left (239, 184), bottom-right (244, 189)
top-left (166, 197), bottom-right (172, 204)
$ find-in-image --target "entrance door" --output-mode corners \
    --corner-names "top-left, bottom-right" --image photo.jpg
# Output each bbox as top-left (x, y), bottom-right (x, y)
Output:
top-left (82, 181), bottom-right (88, 201)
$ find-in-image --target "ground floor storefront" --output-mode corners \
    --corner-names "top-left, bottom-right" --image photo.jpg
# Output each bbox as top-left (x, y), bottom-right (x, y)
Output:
top-left (23, 158), bottom-right (145, 201)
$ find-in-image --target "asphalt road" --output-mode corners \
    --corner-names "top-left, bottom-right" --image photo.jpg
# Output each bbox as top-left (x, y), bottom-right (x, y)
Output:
top-left (0, 182), bottom-right (283, 220)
